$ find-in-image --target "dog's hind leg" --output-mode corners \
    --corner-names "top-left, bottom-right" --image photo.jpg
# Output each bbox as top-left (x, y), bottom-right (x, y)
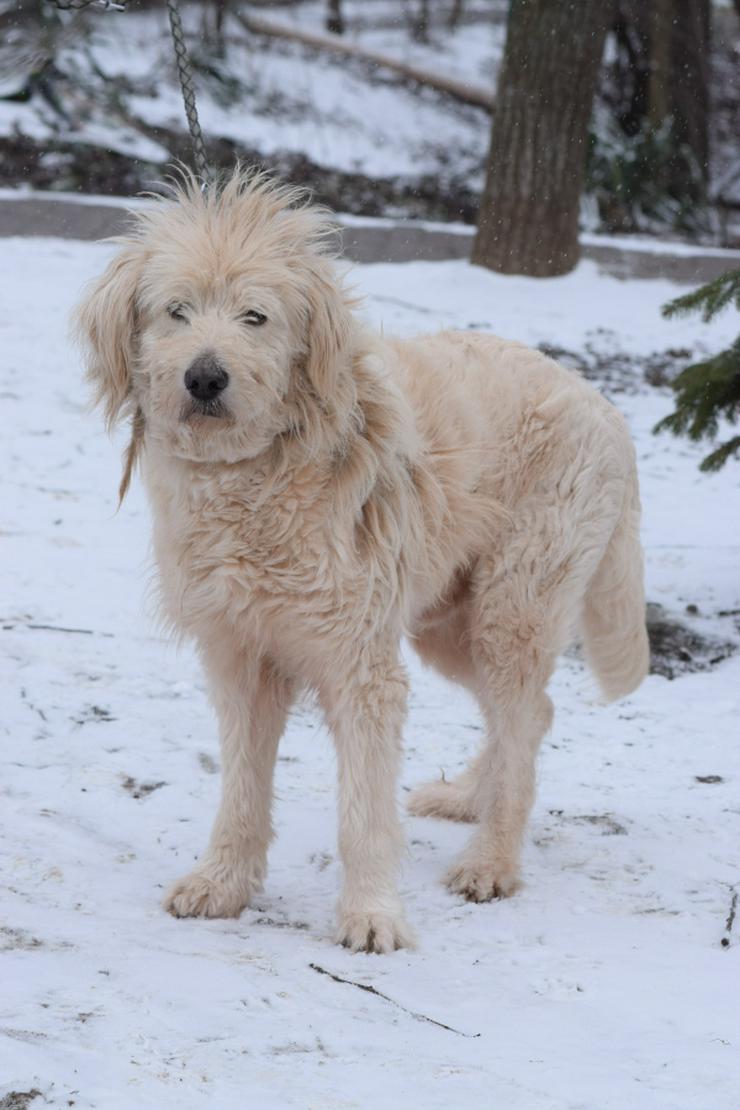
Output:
top-left (445, 529), bottom-right (607, 902)
top-left (445, 676), bottom-right (554, 902)
top-left (164, 645), bottom-right (293, 919)
top-left (407, 587), bottom-right (482, 823)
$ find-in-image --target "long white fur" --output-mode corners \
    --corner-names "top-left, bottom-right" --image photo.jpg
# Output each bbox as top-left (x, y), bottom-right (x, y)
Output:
top-left (76, 169), bottom-right (649, 953)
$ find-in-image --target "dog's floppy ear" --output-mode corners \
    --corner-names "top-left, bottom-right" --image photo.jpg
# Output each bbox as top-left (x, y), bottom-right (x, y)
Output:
top-left (303, 259), bottom-right (353, 408)
top-left (75, 242), bottom-right (143, 430)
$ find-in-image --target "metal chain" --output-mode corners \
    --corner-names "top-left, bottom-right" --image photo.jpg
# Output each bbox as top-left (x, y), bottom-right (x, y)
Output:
top-left (46, 1), bottom-right (126, 10)
top-left (44, 0), bottom-right (209, 181)
top-left (165, 0), bottom-right (210, 183)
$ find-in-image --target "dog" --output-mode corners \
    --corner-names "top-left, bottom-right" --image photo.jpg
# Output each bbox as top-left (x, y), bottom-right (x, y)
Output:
top-left (76, 168), bottom-right (649, 953)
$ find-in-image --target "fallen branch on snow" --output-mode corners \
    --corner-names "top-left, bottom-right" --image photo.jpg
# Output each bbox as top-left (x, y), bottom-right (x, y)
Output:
top-left (235, 13), bottom-right (494, 112)
top-left (309, 962), bottom-right (480, 1037)
top-left (1, 622), bottom-right (115, 637)
top-left (721, 888), bottom-right (737, 948)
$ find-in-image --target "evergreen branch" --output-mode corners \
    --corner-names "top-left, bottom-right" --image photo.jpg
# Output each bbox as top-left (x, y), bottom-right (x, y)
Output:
top-left (700, 435), bottom-right (740, 472)
top-left (662, 269), bottom-right (740, 323)
top-left (654, 341), bottom-right (740, 441)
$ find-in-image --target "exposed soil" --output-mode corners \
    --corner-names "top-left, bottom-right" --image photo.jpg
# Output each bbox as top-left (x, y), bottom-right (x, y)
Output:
top-left (0, 1093), bottom-right (43, 1110)
top-left (646, 602), bottom-right (738, 680)
top-left (0, 130), bottom-right (479, 224)
top-left (538, 342), bottom-right (695, 394)
top-left (120, 775), bottom-right (166, 799)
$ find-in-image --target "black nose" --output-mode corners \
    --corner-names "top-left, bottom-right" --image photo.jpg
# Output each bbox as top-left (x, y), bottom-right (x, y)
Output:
top-left (184, 356), bottom-right (229, 401)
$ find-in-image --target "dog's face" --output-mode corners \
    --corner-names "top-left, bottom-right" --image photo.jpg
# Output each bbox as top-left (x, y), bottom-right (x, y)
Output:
top-left (135, 237), bottom-right (312, 464)
top-left (77, 171), bottom-right (352, 466)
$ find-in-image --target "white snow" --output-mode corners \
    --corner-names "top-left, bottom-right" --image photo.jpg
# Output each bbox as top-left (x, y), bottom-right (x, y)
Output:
top-left (2, 235), bottom-right (739, 1109)
top-left (0, 5), bottom-right (493, 184)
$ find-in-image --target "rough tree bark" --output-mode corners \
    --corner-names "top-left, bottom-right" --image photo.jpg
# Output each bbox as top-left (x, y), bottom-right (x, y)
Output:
top-left (472, 0), bottom-right (609, 277)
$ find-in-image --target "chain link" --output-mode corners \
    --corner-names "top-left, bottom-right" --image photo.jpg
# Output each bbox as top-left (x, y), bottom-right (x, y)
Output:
top-left (166, 0), bottom-right (210, 183)
top-left (45, 1), bottom-right (127, 11)
top-left (44, 0), bottom-right (209, 182)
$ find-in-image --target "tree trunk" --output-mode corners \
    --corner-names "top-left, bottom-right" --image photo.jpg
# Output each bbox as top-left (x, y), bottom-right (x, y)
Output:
top-left (648, 0), bottom-right (671, 130)
top-left (472, 0), bottom-right (609, 277)
top-left (201, 0), bottom-right (229, 56)
top-left (668, 0), bottom-right (710, 184)
top-left (448, 0), bottom-right (465, 31)
top-left (408, 0), bottom-right (430, 44)
top-left (611, 0), bottom-right (710, 193)
top-left (326, 0), bottom-right (344, 36)
top-left (612, 0), bottom-right (651, 137)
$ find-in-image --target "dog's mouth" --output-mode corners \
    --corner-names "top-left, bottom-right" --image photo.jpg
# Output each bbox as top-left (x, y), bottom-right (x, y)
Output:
top-left (180, 397), bottom-right (230, 422)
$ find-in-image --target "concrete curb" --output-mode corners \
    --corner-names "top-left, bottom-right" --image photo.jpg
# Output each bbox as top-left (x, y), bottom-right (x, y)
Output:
top-left (2, 195), bottom-right (739, 285)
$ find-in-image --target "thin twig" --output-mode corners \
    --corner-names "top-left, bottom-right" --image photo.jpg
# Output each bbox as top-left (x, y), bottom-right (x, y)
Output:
top-left (721, 888), bottom-right (737, 949)
top-left (20, 687), bottom-right (47, 722)
top-left (1, 623), bottom-right (115, 638)
top-left (309, 963), bottom-right (480, 1038)
top-left (28, 623), bottom-right (96, 634)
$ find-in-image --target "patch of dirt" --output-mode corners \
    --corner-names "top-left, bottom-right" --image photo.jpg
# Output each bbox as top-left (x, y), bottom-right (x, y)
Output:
top-left (0, 133), bottom-right (149, 197)
top-left (308, 851), bottom-right (334, 872)
top-left (72, 704), bottom-right (115, 726)
top-left (646, 602), bottom-right (737, 680)
top-left (198, 751), bottom-right (218, 774)
top-left (253, 915), bottom-right (309, 931)
top-left (0, 130), bottom-right (479, 225)
top-left (548, 811), bottom-right (628, 836)
top-left (120, 775), bottom-right (166, 800)
top-left (0, 927), bottom-right (43, 952)
top-left (0, 1092), bottom-right (43, 1110)
top-left (538, 341), bottom-right (694, 395)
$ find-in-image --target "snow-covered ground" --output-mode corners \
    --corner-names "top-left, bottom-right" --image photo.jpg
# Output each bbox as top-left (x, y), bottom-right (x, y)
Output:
top-left (3, 1), bottom-right (739, 240)
top-left (0, 3), bottom-right (498, 182)
top-left (2, 234), bottom-right (739, 1109)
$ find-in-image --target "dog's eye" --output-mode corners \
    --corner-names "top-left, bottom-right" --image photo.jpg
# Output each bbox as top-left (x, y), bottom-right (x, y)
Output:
top-left (167, 303), bottom-right (188, 322)
top-left (241, 310), bottom-right (267, 327)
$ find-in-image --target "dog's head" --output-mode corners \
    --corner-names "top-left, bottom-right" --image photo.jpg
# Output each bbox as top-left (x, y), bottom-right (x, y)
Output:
top-left (76, 168), bottom-right (354, 470)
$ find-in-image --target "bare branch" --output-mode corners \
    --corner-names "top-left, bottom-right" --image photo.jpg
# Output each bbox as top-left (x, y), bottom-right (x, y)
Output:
top-left (309, 963), bottom-right (480, 1038)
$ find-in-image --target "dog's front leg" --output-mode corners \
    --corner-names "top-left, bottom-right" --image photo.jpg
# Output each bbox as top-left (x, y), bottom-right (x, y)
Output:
top-left (321, 643), bottom-right (415, 953)
top-left (164, 645), bottom-right (293, 919)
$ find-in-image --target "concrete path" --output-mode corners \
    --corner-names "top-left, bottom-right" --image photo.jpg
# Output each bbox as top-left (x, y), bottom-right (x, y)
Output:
top-left (2, 194), bottom-right (739, 285)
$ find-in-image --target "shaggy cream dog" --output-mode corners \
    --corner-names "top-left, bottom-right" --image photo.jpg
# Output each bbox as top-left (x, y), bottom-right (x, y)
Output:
top-left (76, 170), bottom-right (649, 953)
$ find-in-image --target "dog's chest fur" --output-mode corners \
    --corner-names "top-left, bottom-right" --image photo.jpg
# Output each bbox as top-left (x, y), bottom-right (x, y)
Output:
top-left (143, 443), bottom-right (423, 661)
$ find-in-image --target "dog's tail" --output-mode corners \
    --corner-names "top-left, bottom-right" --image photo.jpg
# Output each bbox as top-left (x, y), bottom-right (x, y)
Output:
top-left (582, 470), bottom-right (650, 702)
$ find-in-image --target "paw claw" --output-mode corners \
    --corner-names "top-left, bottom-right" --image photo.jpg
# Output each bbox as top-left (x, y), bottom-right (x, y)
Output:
top-left (445, 861), bottom-right (520, 903)
top-left (336, 911), bottom-right (416, 954)
top-left (163, 868), bottom-right (253, 919)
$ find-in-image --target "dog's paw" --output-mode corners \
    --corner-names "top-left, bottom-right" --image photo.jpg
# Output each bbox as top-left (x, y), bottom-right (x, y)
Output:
top-left (407, 779), bottom-right (478, 823)
top-left (163, 867), bottom-right (253, 919)
top-left (336, 910), bottom-right (416, 954)
top-left (445, 859), bottom-right (520, 904)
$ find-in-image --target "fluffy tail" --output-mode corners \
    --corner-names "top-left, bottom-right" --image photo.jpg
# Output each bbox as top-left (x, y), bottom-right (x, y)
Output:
top-left (582, 473), bottom-right (650, 702)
